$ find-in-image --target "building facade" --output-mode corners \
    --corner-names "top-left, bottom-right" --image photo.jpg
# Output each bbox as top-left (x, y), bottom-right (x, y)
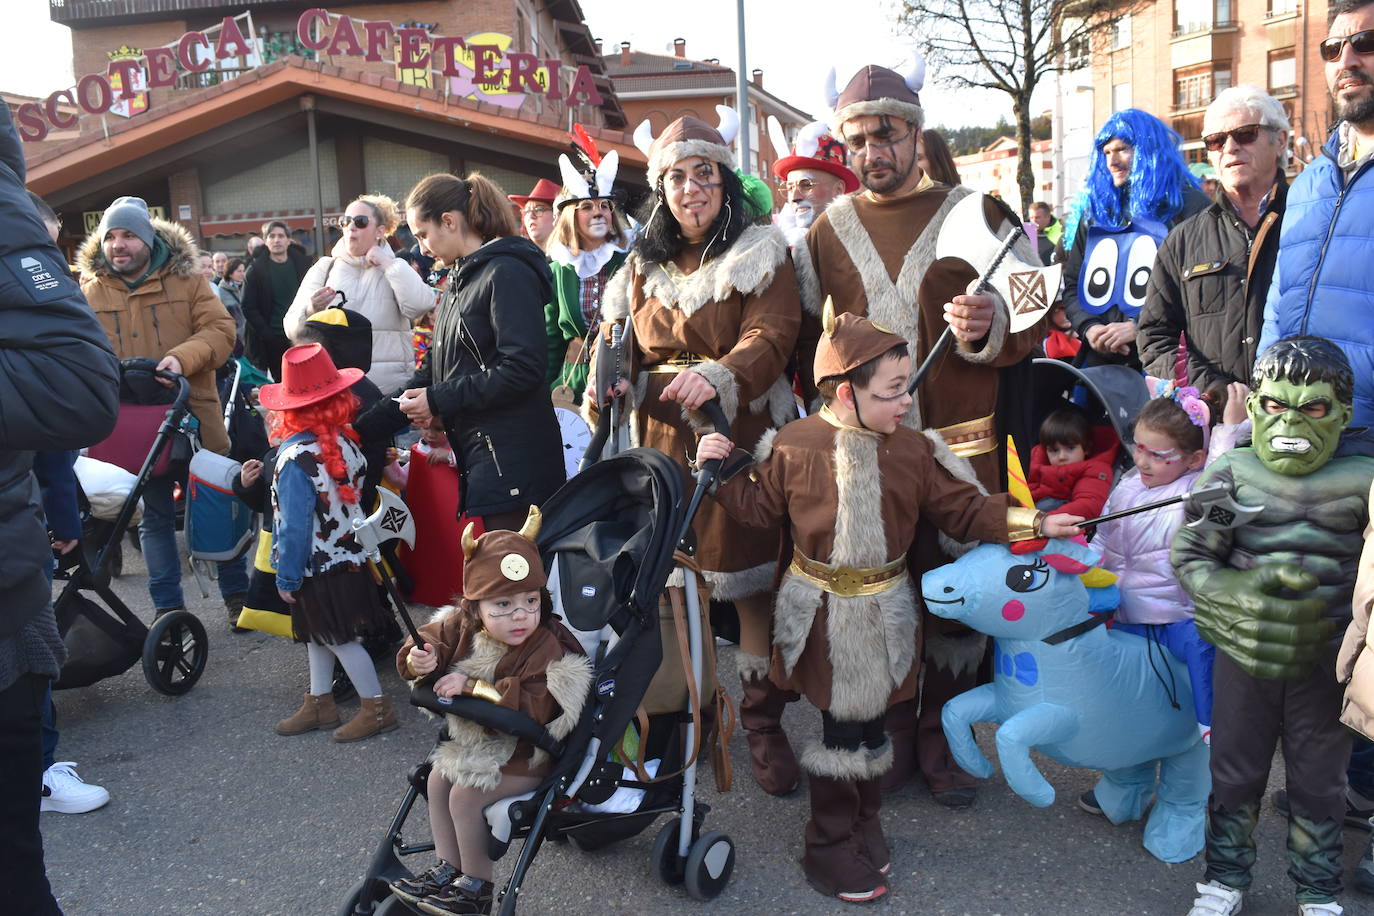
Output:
top-left (953, 136), bottom-right (1056, 213)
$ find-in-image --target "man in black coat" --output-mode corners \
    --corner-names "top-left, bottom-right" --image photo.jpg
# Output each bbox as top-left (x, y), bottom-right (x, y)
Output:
top-left (1137, 87), bottom-right (1290, 388)
top-left (239, 220), bottom-right (312, 377)
top-left (0, 103), bottom-right (120, 914)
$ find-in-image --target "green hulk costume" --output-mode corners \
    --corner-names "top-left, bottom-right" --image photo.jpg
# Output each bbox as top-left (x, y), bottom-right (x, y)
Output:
top-left (1173, 336), bottom-right (1374, 910)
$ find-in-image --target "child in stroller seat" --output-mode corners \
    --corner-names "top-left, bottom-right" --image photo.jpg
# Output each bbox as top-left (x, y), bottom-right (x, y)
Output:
top-left (392, 508), bottom-right (591, 915)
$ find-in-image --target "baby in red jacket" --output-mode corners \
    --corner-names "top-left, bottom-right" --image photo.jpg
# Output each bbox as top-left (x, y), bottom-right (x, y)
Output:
top-left (1029, 406), bottom-right (1118, 518)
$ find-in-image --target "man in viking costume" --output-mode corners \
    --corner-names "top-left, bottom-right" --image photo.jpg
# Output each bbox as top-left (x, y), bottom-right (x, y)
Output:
top-left (587, 107), bottom-right (803, 797)
top-left (796, 58), bottom-right (1047, 803)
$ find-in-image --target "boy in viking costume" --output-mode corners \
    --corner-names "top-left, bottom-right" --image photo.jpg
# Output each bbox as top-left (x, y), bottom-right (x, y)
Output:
top-left (797, 57), bottom-right (1048, 802)
top-left (586, 106), bottom-right (803, 797)
top-left (392, 508), bottom-right (591, 915)
top-left (696, 305), bottom-right (1081, 903)
top-left (1175, 336), bottom-right (1374, 916)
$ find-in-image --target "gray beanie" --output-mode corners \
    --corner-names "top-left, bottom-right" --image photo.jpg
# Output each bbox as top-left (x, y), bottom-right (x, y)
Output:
top-left (97, 196), bottom-right (156, 251)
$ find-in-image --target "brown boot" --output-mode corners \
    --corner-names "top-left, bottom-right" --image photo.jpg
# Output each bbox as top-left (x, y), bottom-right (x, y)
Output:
top-left (333, 695), bottom-right (399, 743)
top-left (739, 667), bottom-right (800, 796)
top-left (275, 692), bottom-right (339, 736)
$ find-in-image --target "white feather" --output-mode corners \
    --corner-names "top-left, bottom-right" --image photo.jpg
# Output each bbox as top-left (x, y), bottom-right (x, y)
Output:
top-left (595, 149), bottom-right (619, 197)
top-left (714, 104), bottom-right (740, 146)
top-left (904, 52), bottom-right (926, 93)
top-left (558, 154), bottom-right (591, 200)
top-left (823, 66), bottom-right (839, 109)
top-left (632, 119), bottom-right (655, 156)
top-left (767, 115), bottom-right (790, 158)
top-left (797, 120), bottom-right (828, 159)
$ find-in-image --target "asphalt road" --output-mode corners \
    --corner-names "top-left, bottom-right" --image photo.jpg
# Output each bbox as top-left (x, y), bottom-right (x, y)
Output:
top-left (38, 547), bottom-right (1374, 916)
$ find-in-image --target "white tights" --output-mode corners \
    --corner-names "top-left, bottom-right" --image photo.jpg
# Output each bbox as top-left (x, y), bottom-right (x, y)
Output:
top-left (307, 641), bottom-right (383, 698)
top-left (426, 769), bottom-right (543, 880)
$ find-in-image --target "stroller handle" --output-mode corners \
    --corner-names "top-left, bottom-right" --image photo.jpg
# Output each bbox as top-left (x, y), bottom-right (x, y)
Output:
top-left (409, 683), bottom-right (563, 756)
top-left (154, 371), bottom-right (192, 411)
top-left (693, 399), bottom-right (731, 489)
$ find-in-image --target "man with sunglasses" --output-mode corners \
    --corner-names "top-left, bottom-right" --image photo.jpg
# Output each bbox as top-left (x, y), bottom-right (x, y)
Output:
top-left (1137, 86), bottom-right (1290, 390)
top-left (1260, 0), bottom-right (1374, 428)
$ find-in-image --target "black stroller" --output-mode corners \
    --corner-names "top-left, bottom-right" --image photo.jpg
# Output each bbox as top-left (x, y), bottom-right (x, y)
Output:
top-left (1031, 357), bottom-right (1152, 480)
top-left (339, 406), bottom-right (737, 916)
top-left (52, 365), bottom-right (208, 696)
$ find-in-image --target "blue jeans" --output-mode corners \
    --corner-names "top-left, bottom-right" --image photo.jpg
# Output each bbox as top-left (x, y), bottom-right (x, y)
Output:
top-left (139, 475), bottom-right (248, 610)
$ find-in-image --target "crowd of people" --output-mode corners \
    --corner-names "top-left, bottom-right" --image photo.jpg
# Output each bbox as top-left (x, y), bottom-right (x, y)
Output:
top-left (4, 2), bottom-right (1374, 913)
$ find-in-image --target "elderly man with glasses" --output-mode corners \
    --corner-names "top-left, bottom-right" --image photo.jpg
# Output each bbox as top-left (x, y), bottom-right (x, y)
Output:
top-left (1136, 84), bottom-right (1290, 390)
top-left (771, 121), bottom-right (859, 246)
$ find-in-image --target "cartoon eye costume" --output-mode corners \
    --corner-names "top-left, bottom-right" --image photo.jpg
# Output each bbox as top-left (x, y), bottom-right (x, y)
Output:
top-left (1076, 217), bottom-right (1167, 321)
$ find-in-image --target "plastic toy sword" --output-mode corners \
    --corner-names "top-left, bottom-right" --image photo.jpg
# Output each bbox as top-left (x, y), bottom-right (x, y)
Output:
top-left (1078, 481), bottom-right (1265, 532)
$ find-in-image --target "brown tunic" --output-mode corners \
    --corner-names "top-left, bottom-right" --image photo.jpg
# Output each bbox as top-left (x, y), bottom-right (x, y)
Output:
top-left (711, 412), bottom-right (1014, 718)
top-left (599, 224), bottom-right (802, 598)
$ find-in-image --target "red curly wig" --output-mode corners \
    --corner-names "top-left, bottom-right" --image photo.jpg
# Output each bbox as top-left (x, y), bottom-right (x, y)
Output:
top-left (267, 389), bottom-right (362, 505)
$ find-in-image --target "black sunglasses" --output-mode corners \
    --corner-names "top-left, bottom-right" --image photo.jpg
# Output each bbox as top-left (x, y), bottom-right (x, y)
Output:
top-left (1320, 28), bottom-right (1374, 62)
top-left (1202, 123), bottom-right (1270, 151)
top-left (339, 214), bottom-right (371, 229)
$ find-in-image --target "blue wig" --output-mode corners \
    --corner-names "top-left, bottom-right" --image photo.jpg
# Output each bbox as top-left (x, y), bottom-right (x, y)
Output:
top-left (1063, 109), bottom-right (1200, 248)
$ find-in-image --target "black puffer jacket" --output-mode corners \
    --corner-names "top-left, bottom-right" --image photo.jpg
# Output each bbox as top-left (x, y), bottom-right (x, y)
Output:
top-left (241, 241), bottom-right (312, 372)
top-left (358, 236), bottom-right (564, 517)
top-left (0, 104), bottom-right (120, 644)
top-left (1136, 173), bottom-right (1288, 388)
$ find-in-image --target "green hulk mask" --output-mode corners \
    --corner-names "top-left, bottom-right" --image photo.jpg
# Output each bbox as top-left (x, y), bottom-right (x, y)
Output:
top-left (1247, 376), bottom-right (1352, 476)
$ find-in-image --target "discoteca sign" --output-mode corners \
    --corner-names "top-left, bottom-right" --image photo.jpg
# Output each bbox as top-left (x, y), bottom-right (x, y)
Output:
top-left (17, 7), bottom-right (605, 143)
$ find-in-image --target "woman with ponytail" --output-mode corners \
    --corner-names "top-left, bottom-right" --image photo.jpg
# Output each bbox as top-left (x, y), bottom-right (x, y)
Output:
top-left (262, 344), bottom-right (398, 742)
top-left (358, 173), bottom-right (563, 532)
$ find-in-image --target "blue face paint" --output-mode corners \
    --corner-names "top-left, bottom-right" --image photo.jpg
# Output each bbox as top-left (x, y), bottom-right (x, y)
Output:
top-left (1076, 217), bottom-right (1167, 320)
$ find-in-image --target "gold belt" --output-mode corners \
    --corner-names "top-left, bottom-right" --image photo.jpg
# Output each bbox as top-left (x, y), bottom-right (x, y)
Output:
top-left (645, 352), bottom-right (706, 373)
top-left (788, 547), bottom-right (908, 598)
top-left (936, 413), bottom-right (997, 458)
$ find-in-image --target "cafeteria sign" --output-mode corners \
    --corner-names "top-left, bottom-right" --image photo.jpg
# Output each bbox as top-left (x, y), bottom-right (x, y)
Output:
top-left (16, 7), bottom-right (603, 142)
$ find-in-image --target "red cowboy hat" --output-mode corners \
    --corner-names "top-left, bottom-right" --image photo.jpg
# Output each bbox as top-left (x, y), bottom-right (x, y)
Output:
top-left (507, 178), bottom-right (561, 208)
top-left (773, 153), bottom-right (860, 193)
top-left (258, 343), bottom-right (364, 411)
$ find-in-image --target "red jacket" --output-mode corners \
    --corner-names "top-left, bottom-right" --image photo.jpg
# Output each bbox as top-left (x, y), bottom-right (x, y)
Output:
top-left (1028, 425), bottom-right (1118, 518)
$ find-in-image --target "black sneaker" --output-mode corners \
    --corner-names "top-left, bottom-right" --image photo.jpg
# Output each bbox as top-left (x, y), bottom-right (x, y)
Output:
top-left (390, 861), bottom-right (460, 905)
top-left (417, 875), bottom-right (493, 916)
top-left (1077, 789), bottom-right (1104, 816)
top-left (1272, 787), bottom-right (1374, 830)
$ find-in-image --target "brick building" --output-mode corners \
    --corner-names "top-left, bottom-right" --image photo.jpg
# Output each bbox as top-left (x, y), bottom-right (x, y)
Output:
top-left (602, 38), bottom-right (812, 186)
top-left (1083, 0), bottom-right (1334, 167)
top-left (25, 0), bottom-right (641, 257)
top-left (953, 136), bottom-right (1056, 212)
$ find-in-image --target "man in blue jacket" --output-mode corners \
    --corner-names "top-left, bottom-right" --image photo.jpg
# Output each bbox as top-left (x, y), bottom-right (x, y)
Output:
top-left (0, 105), bottom-right (120, 912)
top-left (1260, 0), bottom-right (1374, 428)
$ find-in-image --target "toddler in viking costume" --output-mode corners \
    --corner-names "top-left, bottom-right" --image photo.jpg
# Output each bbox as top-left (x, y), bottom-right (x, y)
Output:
top-left (390, 509), bottom-right (591, 916)
top-left (1174, 336), bottom-right (1374, 916)
top-left (696, 304), bottom-right (1082, 903)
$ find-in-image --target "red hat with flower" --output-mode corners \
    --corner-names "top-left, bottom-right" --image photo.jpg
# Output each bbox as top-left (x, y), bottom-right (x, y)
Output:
top-left (769, 119), bottom-right (859, 193)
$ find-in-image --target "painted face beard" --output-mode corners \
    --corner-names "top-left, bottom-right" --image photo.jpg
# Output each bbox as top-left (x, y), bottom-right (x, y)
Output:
top-left (1248, 378), bottom-right (1350, 476)
top-left (791, 200), bottom-right (816, 228)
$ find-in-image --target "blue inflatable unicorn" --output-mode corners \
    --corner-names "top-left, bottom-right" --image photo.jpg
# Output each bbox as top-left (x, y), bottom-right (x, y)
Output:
top-left (920, 537), bottom-right (1209, 863)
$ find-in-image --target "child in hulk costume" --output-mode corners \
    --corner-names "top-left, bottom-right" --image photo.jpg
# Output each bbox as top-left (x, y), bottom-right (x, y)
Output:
top-left (1173, 336), bottom-right (1374, 916)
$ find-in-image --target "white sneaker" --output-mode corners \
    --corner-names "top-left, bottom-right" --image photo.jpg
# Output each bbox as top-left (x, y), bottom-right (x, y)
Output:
top-left (1187, 880), bottom-right (1243, 916)
top-left (40, 761), bottom-right (110, 814)
top-left (1298, 903), bottom-right (1343, 915)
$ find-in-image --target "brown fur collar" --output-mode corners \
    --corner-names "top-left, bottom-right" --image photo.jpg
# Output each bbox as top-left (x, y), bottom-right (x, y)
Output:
top-left (76, 217), bottom-right (200, 280)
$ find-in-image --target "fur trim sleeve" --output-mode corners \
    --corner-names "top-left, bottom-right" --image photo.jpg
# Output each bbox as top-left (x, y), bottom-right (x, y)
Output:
top-left (685, 359), bottom-right (741, 427)
top-left (793, 236), bottom-right (823, 317)
top-left (920, 428), bottom-right (989, 558)
top-left (601, 258), bottom-right (635, 323)
top-left (954, 284), bottom-right (1010, 365)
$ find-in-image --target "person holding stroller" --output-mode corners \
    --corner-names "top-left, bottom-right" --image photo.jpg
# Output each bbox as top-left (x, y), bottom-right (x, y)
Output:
top-left (586, 109), bottom-right (804, 798)
top-left (695, 307), bottom-right (1082, 902)
top-left (390, 509), bottom-right (591, 915)
top-left (261, 344), bottom-right (398, 742)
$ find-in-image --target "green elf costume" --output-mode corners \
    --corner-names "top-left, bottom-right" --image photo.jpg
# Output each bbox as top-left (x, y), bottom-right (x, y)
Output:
top-left (1174, 335), bottom-right (1374, 916)
top-left (544, 139), bottom-right (629, 405)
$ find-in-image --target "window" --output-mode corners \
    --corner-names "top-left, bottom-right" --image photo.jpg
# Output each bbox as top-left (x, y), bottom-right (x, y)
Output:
top-left (1111, 14), bottom-right (1132, 50)
top-left (1173, 61), bottom-right (1230, 110)
top-left (1174, 0), bottom-right (1233, 35)
top-left (1113, 82), bottom-right (1133, 110)
top-left (1062, 17), bottom-right (1089, 68)
top-left (1267, 0), bottom-right (1299, 17)
top-left (1269, 48), bottom-right (1296, 93)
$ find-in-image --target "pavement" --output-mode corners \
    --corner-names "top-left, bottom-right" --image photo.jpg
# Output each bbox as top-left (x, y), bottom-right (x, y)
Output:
top-left (38, 546), bottom-right (1374, 916)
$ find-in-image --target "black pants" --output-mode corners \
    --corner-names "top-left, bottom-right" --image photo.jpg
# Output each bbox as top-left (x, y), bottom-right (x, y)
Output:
top-left (0, 674), bottom-right (62, 915)
top-left (1205, 647), bottom-right (1350, 903)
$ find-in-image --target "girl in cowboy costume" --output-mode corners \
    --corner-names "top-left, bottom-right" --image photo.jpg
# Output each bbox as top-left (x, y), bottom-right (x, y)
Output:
top-left (261, 343), bottom-right (398, 742)
top-left (390, 509), bottom-right (591, 916)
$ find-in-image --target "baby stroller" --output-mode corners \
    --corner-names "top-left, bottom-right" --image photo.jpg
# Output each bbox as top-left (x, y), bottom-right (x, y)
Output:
top-left (52, 365), bottom-right (208, 696)
top-left (339, 404), bottom-right (737, 916)
top-left (1031, 357), bottom-right (1152, 480)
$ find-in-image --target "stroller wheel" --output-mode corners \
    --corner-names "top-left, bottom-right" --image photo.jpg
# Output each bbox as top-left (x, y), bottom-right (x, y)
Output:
top-left (336, 877), bottom-right (400, 916)
top-left (142, 610), bottom-right (208, 696)
top-left (683, 830), bottom-right (734, 901)
top-left (651, 817), bottom-right (690, 886)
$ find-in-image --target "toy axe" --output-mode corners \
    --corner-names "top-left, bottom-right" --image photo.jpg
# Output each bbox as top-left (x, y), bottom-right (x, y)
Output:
top-left (1078, 481), bottom-right (1265, 532)
top-left (909, 193), bottom-right (1063, 393)
top-left (347, 486), bottom-right (426, 645)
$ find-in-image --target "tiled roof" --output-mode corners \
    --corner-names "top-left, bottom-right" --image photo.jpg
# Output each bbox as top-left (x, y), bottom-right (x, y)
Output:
top-left (604, 50), bottom-right (731, 77)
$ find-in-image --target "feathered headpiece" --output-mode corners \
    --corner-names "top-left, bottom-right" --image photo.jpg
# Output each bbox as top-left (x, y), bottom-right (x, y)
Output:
top-left (768, 117), bottom-right (859, 192)
top-left (555, 124), bottom-right (619, 210)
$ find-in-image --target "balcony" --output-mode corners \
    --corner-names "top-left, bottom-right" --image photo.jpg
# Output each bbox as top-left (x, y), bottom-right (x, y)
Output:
top-left (1171, 19), bottom-right (1237, 40)
top-left (49, 0), bottom-right (409, 28)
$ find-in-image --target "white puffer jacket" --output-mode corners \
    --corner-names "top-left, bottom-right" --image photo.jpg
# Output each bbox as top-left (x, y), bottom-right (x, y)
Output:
top-left (284, 239), bottom-right (436, 393)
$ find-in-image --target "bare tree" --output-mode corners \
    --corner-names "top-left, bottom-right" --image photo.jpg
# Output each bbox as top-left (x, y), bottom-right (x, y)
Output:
top-left (901, 0), bottom-right (1142, 217)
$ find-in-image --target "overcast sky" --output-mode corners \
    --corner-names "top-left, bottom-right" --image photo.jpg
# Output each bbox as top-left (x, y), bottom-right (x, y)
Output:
top-left (3, 0), bottom-right (1034, 129)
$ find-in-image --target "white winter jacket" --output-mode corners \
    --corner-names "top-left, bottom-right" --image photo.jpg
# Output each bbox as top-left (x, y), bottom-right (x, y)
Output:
top-left (284, 240), bottom-right (436, 393)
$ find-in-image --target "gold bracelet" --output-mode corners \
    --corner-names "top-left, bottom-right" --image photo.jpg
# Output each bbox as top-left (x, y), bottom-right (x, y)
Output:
top-left (468, 679), bottom-right (503, 704)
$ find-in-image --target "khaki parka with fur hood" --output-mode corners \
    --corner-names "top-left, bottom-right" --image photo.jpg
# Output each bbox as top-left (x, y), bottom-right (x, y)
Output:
top-left (1337, 478), bottom-right (1374, 740)
top-left (76, 218), bottom-right (236, 454)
